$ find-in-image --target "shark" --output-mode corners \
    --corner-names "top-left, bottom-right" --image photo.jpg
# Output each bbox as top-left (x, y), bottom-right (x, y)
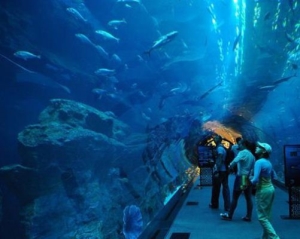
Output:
top-left (144, 31), bottom-right (178, 56)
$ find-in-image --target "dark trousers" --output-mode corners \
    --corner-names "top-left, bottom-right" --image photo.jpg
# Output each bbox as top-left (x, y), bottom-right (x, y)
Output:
top-left (210, 171), bottom-right (230, 210)
top-left (228, 175), bottom-right (253, 219)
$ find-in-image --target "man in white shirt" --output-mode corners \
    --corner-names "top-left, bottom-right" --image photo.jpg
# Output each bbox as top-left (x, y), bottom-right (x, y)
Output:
top-left (220, 139), bottom-right (255, 221)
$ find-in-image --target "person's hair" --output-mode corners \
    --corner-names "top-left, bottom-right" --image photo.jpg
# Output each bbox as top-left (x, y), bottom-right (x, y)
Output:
top-left (236, 137), bottom-right (242, 143)
top-left (261, 151), bottom-right (270, 159)
top-left (241, 139), bottom-right (256, 156)
top-left (214, 135), bottom-right (222, 142)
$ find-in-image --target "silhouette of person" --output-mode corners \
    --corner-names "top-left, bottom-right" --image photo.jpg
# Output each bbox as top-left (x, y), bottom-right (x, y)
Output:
top-left (209, 135), bottom-right (230, 211)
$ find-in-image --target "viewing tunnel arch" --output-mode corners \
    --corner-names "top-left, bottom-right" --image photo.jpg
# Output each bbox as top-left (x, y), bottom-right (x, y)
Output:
top-left (182, 114), bottom-right (259, 168)
top-left (140, 113), bottom-right (264, 238)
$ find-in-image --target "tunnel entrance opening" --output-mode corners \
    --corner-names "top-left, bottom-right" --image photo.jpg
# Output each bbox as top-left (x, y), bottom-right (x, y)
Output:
top-left (201, 120), bottom-right (242, 145)
top-left (187, 120), bottom-right (242, 167)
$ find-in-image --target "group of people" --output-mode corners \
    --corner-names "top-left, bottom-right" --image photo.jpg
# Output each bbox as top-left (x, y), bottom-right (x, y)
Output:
top-left (209, 135), bottom-right (280, 239)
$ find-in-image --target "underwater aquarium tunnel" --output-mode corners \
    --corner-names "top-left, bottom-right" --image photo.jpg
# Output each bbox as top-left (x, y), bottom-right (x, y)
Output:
top-left (0, 0), bottom-right (300, 238)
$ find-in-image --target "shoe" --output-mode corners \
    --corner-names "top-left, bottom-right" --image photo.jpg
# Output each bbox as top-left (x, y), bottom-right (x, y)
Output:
top-left (220, 212), bottom-right (232, 221)
top-left (242, 216), bottom-right (251, 222)
top-left (209, 203), bottom-right (218, 209)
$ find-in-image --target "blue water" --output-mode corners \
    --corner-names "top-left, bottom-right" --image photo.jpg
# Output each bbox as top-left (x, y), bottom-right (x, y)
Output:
top-left (0, 0), bottom-right (300, 238)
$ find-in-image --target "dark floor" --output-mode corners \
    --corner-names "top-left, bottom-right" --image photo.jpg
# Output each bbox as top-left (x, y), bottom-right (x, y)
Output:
top-left (164, 174), bottom-right (299, 239)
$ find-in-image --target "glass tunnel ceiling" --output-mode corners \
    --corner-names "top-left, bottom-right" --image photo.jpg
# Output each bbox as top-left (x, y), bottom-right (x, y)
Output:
top-left (207, 0), bottom-right (299, 120)
top-left (192, 0), bottom-right (300, 144)
top-left (139, 0), bottom-right (296, 124)
top-left (192, 0), bottom-right (300, 134)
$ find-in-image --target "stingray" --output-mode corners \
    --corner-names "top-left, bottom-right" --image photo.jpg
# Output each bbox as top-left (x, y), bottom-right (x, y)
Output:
top-left (0, 53), bottom-right (70, 94)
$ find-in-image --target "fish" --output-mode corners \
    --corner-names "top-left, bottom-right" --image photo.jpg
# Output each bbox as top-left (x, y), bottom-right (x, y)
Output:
top-left (94, 68), bottom-right (116, 77)
top-left (66, 7), bottom-right (87, 22)
top-left (206, 6), bottom-right (216, 20)
top-left (258, 85), bottom-right (276, 90)
top-left (137, 55), bottom-right (144, 62)
top-left (95, 30), bottom-right (120, 43)
top-left (94, 45), bottom-right (109, 59)
top-left (131, 83), bottom-right (137, 89)
top-left (291, 63), bottom-right (298, 70)
top-left (199, 81), bottom-right (223, 100)
top-left (13, 51), bottom-right (41, 60)
top-left (117, 0), bottom-right (140, 3)
top-left (288, 0), bottom-right (295, 12)
top-left (111, 54), bottom-right (122, 65)
top-left (170, 83), bottom-right (188, 93)
top-left (92, 88), bottom-right (106, 95)
top-left (263, 12), bottom-right (271, 21)
top-left (272, 73), bottom-right (297, 85)
top-left (92, 88), bottom-right (107, 99)
top-left (75, 33), bottom-right (94, 46)
top-left (108, 19), bottom-right (127, 30)
top-left (232, 32), bottom-right (241, 51)
top-left (137, 90), bottom-right (147, 98)
top-left (170, 87), bottom-right (181, 93)
top-left (144, 31), bottom-right (178, 56)
top-left (141, 112), bottom-right (151, 121)
top-left (158, 91), bottom-right (177, 109)
top-left (285, 32), bottom-right (295, 42)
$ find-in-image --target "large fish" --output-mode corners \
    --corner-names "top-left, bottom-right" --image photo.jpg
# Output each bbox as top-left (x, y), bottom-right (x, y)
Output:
top-left (94, 45), bottom-right (109, 59)
top-left (66, 7), bottom-right (87, 23)
top-left (199, 81), bottom-right (223, 99)
top-left (117, 0), bottom-right (140, 3)
top-left (285, 32), bottom-right (295, 42)
top-left (94, 68), bottom-right (115, 77)
top-left (258, 85), bottom-right (276, 90)
top-left (95, 30), bottom-right (120, 43)
top-left (144, 31), bottom-right (178, 56)
top-left (108, 19), bottom-right (127, 30)
top-left (232, 32), bottom-right (241, 51)
top-left (75, 33), bottom-right (94, 46)
top-left (14, 51), bottom-right (41, 60)
top-left (273, 73), bottom-right (297, 85)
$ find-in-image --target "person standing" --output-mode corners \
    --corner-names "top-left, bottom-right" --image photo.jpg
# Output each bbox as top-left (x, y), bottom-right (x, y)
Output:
top-left (220, 139), bottom-right (255, 221)
top-left (229, 136), bottom-right (242, 174)
top-left (209, 135), bottom-right (230, 211)
top-left (250, 142), bottom-right (280, 239)
top-left (231, 137), bottom-right (242, 157)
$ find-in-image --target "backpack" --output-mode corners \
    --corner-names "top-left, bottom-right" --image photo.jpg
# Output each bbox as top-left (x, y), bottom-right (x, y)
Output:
top-left (223, 145), bottom-right (235, 168)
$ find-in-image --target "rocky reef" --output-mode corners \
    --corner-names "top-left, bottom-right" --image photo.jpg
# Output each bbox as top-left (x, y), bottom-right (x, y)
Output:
top-left (0, 99), bottom-right (194, 239)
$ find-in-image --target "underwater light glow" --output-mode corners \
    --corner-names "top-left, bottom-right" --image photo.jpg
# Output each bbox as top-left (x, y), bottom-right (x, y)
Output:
top-left (206, 1), bottom-right (226, 80)
top-left (272, 1), bottom-right (281, 31)
top-left (233, 0), bottom-right (246, 76)
top-left (202, 121), bottom-right (241, 143)
top-left (212, 18), bottom-right (216, 25)
top-left (253, 2), bottom-right (261, 28)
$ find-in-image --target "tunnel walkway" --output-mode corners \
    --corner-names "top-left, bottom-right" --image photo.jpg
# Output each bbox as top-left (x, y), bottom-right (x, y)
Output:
top-left (163, 174), bottom-right (298, 239)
